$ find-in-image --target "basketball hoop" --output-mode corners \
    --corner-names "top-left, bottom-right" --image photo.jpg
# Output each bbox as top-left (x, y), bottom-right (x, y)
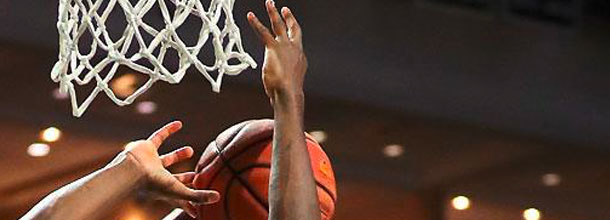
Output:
top-left (51, 0), bottom-right (256, 117)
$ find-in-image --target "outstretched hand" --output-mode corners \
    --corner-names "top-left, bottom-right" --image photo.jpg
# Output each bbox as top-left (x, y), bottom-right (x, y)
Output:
top-left (247, 0), bottom-right (307, 100)
top-left (121, 121), bottom-right (220, 218)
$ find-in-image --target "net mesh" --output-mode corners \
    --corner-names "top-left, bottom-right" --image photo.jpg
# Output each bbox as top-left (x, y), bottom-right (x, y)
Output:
top-left (51, 0), bottom-right (256, 117)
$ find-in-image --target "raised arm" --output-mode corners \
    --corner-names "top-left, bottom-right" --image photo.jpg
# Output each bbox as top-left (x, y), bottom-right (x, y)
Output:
top-left (20, 121), bottom-right (219, 220)
top-left (247, 1), bottom-right (320, 220)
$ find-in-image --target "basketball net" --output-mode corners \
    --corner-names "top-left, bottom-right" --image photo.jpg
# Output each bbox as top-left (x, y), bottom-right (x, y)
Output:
top-left (51, 0), bottom-right (257, 117)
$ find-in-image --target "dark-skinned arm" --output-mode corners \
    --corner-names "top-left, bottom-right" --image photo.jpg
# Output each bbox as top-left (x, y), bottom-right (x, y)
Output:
top-left (247, 1), bottom-right (320, 220)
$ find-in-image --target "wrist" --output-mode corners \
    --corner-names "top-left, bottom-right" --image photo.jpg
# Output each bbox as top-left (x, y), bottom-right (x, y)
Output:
top-left (109, 152), bottom-right (147, 188)
top-left (271, 88), bottom-right (304, 106)
top-left (271, 90), bottom-right (305, 129)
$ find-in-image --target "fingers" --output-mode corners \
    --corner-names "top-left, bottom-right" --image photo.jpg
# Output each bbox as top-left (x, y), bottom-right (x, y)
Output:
top-left (148, 121), bottom-right (183, 149)
top-left (173, 172), bottom-right (197, 186)
top-left (161, 172), bottom-right (201, 218)
top-left (160, 173), bottom-right (220, 204)
top-left (281, 7), bottom-right (302, 44)
top-left (160, 146), bottom-right (194, 167)
top-left (265, 0), bottom-right (288, 39)
top-left (248, 2), bottom-right (300, 46)
top-left (247, 12), bottom-right (275, 45)
top-left (175, 186), bottom-right (220, 205)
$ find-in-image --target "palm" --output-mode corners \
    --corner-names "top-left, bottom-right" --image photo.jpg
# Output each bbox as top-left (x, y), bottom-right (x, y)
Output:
top-left (248, 5), bottom-right (307, 97)
top-left (262, 49), bottom-right (288, 95)
top-left (123, 121), bottom-right (219, 218)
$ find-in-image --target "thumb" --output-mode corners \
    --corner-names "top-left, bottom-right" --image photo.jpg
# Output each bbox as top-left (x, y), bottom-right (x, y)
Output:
top-left (166, 179), bottom-right (220, 204)
top-left (187, 189), bottom-right (221, 205)
top-left (155, 170), bottom-right (221, 204)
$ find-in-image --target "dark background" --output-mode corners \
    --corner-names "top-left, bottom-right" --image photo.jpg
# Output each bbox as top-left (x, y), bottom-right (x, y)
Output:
top-left (0, 0), bottom-right (608, 219)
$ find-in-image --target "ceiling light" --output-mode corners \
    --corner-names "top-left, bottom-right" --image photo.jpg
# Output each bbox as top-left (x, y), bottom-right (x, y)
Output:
top-left (28, 143), bottom-right (50, 157)
top-left (309, 130), bottom-right (327, 143)
top-left (383, 144), bottom-right (404, 158)
top-left (451, 195), bottom-right (470, 210)
top-left (41, 127), bottom-right (61, 142)
top-left (541, 173), bottom-right (561, 187)
top-left (136, 101), bottom-right (157, 114)
top-left (124, 214), bottom-right (144, 220)
top-left (111, 74), bottom-right (138, 98)
top-left (523, 208), bottom-right (541, 220)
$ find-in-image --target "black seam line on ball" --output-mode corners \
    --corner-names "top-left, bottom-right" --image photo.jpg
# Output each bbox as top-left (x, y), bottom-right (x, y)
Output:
top-left (203, 122), bottom-right (250, 189)
top-left (229, 164), bottom-right (337, 207)
top-left (228, 163), bottom-right (273, 215)
top-left (216, 143), bottom-right (270, 211)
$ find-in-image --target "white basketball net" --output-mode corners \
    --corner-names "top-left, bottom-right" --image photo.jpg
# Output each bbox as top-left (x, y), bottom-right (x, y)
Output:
top-left (51, 0), bottom-right (256, 117)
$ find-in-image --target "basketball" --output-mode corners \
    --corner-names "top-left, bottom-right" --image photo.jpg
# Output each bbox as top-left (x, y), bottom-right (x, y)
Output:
top-left (192, 119), bottom-right (337, 220)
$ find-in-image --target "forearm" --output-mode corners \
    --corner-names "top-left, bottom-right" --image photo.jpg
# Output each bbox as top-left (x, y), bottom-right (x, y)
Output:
top-left (21, 153), bottom-right (144, 220)
top-left (269, 91), bottom-right (320, 220)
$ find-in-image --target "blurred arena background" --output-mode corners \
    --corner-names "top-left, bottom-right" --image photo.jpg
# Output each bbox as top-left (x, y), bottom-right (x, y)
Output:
top-left (0, 0), bottom-right (609, 219)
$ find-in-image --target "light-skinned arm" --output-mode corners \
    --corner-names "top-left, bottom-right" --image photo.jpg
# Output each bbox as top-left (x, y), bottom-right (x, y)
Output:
top-left (20, 121), bottom-right (220, 220)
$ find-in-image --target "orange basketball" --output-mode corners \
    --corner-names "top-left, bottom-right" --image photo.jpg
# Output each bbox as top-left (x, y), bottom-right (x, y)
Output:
top-left (192, 119), bottom-right (337, 220)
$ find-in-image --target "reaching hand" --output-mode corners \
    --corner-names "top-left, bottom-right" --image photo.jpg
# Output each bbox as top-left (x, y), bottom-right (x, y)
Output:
top-left (247, 0), bottom-right (307, 99)
top-left (121, 121), bottom-right (220, 218)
